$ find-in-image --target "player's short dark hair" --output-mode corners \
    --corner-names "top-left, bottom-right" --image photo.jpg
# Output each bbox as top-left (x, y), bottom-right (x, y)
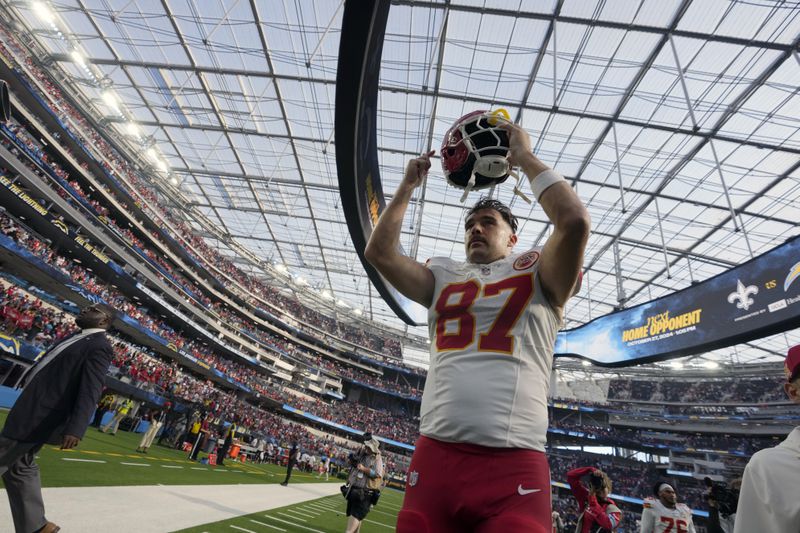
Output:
top-left (466, 197), bottom-right (518, 233)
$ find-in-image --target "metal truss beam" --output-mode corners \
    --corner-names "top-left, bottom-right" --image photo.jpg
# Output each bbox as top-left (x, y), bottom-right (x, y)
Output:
top-left (175, 166), bottom-right (798, 229)
top-left (48, 55), bottom-right (800, 156)
top-left (391, 0), bottom-right (797, 52)
top-left (188, 195), bottom-right (739, 270)
top-left (594, 33), bottom-right (800, 302)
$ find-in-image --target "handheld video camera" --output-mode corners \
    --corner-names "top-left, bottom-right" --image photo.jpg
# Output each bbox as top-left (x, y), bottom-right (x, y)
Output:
top-left (703, 477), bottom-right (739, 517)
top-left (589, 471), bottom-right (605, 491)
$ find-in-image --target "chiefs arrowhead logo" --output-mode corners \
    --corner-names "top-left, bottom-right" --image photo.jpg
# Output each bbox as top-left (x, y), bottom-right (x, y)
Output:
top-left (513, 250), bottom-right (540, 271)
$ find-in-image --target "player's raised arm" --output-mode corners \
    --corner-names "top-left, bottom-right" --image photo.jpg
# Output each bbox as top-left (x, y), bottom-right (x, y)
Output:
top-left (501, 122), bottom-right (590, 313)
top-left (364, 151), bottom-right (436, 308)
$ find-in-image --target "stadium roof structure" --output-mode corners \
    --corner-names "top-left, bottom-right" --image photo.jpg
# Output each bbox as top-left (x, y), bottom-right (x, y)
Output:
top-left (3, 0), bottom-right (799, 368)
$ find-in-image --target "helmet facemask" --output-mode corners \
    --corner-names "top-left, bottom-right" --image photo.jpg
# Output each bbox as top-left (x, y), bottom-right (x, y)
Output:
top-left (441, 109), bottom-right (530, 203)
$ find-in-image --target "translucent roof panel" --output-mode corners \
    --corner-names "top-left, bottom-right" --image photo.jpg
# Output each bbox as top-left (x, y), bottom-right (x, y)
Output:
top-left (4, 0), bottom-right (799, 367)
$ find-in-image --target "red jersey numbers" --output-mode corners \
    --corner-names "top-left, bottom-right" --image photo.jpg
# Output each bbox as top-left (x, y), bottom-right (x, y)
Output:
top-left (434, 274), bottom-right (534, 353)
top-left (435, 279), bottom-right (479, 351)
top-left (660, 517), bottom-right (689, 533)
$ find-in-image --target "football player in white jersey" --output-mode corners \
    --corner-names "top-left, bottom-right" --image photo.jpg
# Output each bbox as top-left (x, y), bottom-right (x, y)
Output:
top-left (365, 120), bottom-right (590, 533)
top-left (640, 482), bottom-right (696, 533)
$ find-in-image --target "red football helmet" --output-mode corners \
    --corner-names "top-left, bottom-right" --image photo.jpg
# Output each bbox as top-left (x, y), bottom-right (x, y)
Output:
top-left (441, 109), bottom-right (529, 202)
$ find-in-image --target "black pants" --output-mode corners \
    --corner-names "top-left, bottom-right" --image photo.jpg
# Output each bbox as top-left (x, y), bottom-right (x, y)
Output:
top-left (283, 459), bottom-right (297, 483)
top-left (346, 488), bottom-right (373, 521)
top-left (189, 432), bottom-right (204, 460)
top-left (91, 408), bottom-right (107, 428)
top-left (218, 443), bottom-right (230, 465)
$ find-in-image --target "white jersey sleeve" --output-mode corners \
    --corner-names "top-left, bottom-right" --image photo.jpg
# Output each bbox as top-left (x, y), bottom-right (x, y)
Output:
top-left (640, 499), bottom-right (657, 533)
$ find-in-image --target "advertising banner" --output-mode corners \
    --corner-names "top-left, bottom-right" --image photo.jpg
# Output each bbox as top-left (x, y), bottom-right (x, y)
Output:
top-left (556, 236), bottom-right (800, 365)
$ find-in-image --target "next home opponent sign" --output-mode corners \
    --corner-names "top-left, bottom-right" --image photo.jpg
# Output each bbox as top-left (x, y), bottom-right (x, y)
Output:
top-left (555, 235), bottom-right (800, 366)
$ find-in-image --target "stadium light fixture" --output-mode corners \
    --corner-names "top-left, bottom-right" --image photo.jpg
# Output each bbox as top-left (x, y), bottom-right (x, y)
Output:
top-left (336, 299), bottom-right (349, 308)
top-left (321, 289), bottom-right (333, 300)
top-left (353, 308), bottom-right (363, 316)
top-left (69, 49), bottom-right (85, 67)
top-left (146, 147), bottom-right (159, 162)
top-left (156, 159), bottom-right (168, 173)
top-left (126, 122), bottom-right (141, 137)
top-left (670, 361), bottom-right (684, 370)
top-left (702, 360), bottom-right (720, 369)
top-left (169, 176), bottom-right (178, 185)
top-left (31, 1), bottom-right (55, 25)
top-left (101, 91), bottom-right (119, 114)
top-left (582, 360), bottom-right (591, 366)
top-left (274, 263), bottom-right (288, 274)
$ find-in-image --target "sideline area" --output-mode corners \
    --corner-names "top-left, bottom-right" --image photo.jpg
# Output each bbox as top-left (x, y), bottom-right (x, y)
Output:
top-left (0, 411), bottom-right (363, 531)
top-left (0, 483), bottom-right (342, 532)
top-left (174, 490), bottom-right (405, 533)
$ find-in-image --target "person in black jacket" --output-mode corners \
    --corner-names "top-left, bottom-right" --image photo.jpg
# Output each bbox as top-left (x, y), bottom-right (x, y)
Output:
top-left (0, 303), bottom-right (114, 533)
top-left (280, 441), bottom-right (300, 486)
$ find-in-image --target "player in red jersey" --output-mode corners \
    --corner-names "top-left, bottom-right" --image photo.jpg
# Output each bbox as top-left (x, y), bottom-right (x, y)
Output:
top-left (365, 118), bottom-right (590, 532)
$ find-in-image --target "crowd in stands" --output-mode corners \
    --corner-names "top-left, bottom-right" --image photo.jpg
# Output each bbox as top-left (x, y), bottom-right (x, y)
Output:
top-left (1, 118), bottom-right (419, 400)
top-left (609, 377), bottom-right (787, 404)
top-left (0, 221), bottom-right (419, 443)
top-left (0, 280), bottom-right (74, 347)
top-left (550, 416), bottom-right (781, 456)
top-left (0, 29), bottom-right (406, 365)
top-left (0, 211), bottom-right (273, 392)
top-left (315, 357), bottom-right (422, 399)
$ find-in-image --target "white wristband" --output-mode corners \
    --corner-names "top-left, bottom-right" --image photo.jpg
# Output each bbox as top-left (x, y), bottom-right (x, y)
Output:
top-left (529, 169), bottom-right (566, 201)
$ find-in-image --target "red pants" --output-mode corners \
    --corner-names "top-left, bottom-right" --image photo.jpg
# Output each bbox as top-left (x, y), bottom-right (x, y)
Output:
top-left (397, 436), bottom-right (552, 533)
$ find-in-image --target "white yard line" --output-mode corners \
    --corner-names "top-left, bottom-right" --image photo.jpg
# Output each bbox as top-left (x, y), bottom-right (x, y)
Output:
top-left (61, 458), bottom-right (106, 463)
top-left (363, 518), bottom-right (394, 529)
top-left (120, 462), bottom-right (150, 467)
top-left (249, 519), bottom-right (286, 531)
top-left (230, 526), bottom-right (255, 533)
top-left (276, 511), bottom-right (306, 522)
top-left (260, 515), bottom-right (325, 533)
top-left (283, 509), bottom-right (317, 518)
top-left (0, 483), bottom-right (341, 533)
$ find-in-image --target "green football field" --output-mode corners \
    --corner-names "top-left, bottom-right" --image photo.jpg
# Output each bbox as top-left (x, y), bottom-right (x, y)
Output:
top-left (0, 410), bottom-right (337, 487)
top-left (0, 410), bottom-right (404, 531)
top-left (173, 490), bottom-right (404, 533)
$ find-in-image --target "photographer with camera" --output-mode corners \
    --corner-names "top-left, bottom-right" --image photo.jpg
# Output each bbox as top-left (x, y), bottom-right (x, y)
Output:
top-left (641, 482), bottom-right (696, 533)
top-left (567, 466), bottom-right (622, 532)
top-left (704, 477), bottom-right (739, 533)
top-left (341, 434), bottom-right (384, 533)
top-left (733, 344), bottom-right (800, 533)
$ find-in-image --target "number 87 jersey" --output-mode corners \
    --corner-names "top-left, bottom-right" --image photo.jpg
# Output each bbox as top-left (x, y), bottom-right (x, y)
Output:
top-left (420, 249), bottom-right (560, 452)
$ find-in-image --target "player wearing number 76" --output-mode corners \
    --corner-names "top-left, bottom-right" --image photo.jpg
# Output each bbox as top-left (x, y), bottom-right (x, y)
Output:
top-left (364, 120), bottom-right (590, 533)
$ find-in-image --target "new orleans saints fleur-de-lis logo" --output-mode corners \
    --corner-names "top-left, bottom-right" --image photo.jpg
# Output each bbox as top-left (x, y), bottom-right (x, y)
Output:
top-left (727, 279), bottom-right (758, 311)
